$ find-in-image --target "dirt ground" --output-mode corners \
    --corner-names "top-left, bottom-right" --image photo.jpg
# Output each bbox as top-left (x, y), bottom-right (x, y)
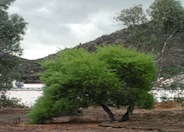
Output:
top-left (0, 102), bottom-right (184, 132)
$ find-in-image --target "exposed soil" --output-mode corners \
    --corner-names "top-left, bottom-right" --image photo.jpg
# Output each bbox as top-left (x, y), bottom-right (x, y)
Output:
top-left (0, 102), bottom-right (184, 132)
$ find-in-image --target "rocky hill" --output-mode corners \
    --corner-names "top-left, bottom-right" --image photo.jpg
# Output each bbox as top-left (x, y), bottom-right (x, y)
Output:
top-left (20, 29), bottom-right (130, 83)
top-left (20, 58), bottom-right (42, 83)
top-left (21, 28), bottom-right (184, 83)
top-left (20, 53), bottom-right (57, 83)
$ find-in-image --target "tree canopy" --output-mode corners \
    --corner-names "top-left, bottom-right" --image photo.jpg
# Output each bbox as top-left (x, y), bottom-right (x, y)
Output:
top-left (0, 0), bottom-right (27, 90)
top-left (28, 45), bottom-right (156, 124)
top-left (116, 0), bottom-right (184, 78)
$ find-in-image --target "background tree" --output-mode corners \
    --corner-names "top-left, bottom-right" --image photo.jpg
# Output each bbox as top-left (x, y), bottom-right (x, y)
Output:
top-left (115, 5), bottom-right (156, 53)
top-left (116, 0), bottom-right (184, 79)
top-left (28, 45), bottom-right (156, 124)
top-left (0, 0), bottom-right (27, 90)
top-left (149, 0), bottom-right (184, 78)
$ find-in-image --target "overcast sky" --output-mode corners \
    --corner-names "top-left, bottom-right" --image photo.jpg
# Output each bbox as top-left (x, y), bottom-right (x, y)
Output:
top-left (8, 0), bottom-right (156, 60)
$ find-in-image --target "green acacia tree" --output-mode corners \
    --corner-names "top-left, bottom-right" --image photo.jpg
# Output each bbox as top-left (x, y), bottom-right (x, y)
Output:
top-left (0, 0), bottom-right (27, 90)
top-left (116, 0), bottom-right (184, 78)
top-left (96, 45), bottom-right (156, 121)
top-left (28, 45), bottom-right (156, 124)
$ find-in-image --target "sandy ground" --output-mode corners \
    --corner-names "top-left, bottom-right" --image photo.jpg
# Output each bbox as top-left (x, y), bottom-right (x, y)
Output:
top-left (0, 102), bottom-right (184, 132)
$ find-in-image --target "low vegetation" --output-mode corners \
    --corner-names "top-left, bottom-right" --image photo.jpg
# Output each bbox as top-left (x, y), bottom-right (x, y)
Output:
top-left (0, 92), bottom-right (25, 108)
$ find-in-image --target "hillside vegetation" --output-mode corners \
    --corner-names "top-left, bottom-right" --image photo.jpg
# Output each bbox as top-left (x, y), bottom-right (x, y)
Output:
top-left (20, 27), bottom-right (184, 83)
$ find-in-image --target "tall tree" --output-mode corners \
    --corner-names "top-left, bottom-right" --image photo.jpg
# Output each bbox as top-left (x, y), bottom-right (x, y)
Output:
top-left (115, 5), bottom-right (154, 52)
top-left (0, 0), bottom-right (27, 90)
top-left (149, 0), bottom-right (184, 78)
top-left (116, 0), bottom-right (184, 78)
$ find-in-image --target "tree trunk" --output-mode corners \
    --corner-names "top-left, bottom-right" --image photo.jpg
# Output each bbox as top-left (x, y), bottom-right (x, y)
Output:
top-left (100, 103), bottom-right (115, 122)
top-left (157, 30), bottom-right (176, 79)
top-left (120, 105), bottom-right (134, 122)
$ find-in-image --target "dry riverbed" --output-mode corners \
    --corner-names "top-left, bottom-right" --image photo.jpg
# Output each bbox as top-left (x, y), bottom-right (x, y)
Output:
top-left (0, 102), bottom-right (184, 132)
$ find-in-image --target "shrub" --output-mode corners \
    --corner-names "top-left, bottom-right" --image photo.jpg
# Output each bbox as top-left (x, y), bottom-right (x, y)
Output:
top-left (0, 93), bottom-right (25, 108)
top-left (28, 45), bottom-right (156, 123)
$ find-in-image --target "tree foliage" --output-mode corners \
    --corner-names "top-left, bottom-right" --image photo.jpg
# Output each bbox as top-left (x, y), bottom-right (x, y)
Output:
top-left (0, 0), bottom-right (27, 90)
top-left (149, 0), bottom-right (184, 78)
top-left (116, 0), bottom-right (184, 78)
top-left (116, 4), bottom-right (148, 27)
top-left (28, 45), bottom-right (156, 124)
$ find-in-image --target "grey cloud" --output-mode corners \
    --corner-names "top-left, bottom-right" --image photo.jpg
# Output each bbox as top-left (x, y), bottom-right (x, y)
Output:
top-left (8, 0), bottom-right (156, 59)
